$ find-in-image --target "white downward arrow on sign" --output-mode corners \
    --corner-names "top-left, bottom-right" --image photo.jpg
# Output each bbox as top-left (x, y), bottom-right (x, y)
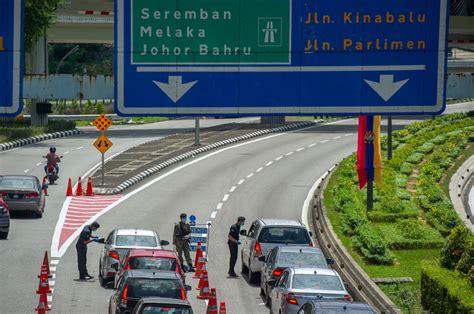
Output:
top-left (364, 75), bottom-right (409, 102)
top-left (153, 76), bottom-right (198, 103)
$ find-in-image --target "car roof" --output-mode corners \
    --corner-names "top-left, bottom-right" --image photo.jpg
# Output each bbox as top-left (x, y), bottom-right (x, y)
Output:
top-left (309, 300), bottom-right (375, 312)
top-left (116, 229), bottom-right (156, 236)
top-left (125, 270), bottom-right (181, 279)
top-left (128, 249), bottom-right (177, 258)
top-left (0, 175), bottom-right (37, 180)
top-left (257, 218), bottom-right (304, 227)
top-left (290, 267), bottom-right (338, 276)
top-left (277, 246), bottom-right (323, 254)
top-left (139, 297), bottom-right (191, 306)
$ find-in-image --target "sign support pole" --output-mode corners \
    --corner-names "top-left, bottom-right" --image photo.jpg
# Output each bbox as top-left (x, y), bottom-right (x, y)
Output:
top-left (195, 117), bottom-right (200, 146)
top-left (101, 153), bottom-right (105, 186)
top-left (387, 116), bottom-right (393, 160)
top-left (367, 179), bottom-right (374, 211)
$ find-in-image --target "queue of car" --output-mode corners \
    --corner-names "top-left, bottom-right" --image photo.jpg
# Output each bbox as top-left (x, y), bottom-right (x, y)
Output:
top-left (239, 218), bottom-right (375, 314)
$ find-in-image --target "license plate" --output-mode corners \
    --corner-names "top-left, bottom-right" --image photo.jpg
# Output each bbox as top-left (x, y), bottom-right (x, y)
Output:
top-left (12, 194), bottom-right (19, 199)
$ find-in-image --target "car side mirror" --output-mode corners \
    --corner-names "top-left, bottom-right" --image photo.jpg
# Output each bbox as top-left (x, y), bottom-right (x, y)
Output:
top-left (326, 258), bottom-right (335, 265)
top-left (111, 263), bottom-right (119, 271)
top-left (258, 256), bottom-right (266, 262)
top-left (160, 240), bottom-right (170, 246)
top-left (185, 285), bottom-right (192, 291)
top-left (309, 231), bottom-right (313, 237)
top-left (239, 230), bottom-right (247, 236)
top-left (268, 279), bottom-right (277, 288)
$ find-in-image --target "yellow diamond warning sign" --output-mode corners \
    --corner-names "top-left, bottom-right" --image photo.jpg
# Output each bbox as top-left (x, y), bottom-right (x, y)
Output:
top-left (93, 135), bottom-right (113, 154)
top-left (93, 113), bottom-right (112, 132)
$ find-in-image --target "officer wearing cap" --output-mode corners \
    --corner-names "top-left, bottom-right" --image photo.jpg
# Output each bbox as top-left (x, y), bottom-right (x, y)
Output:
top-left (76, 221), bottom-right (104, 280)
top-left (228, 216), bottom-right (245, 277)
top-left (173, 213), bottom-right (195, 272)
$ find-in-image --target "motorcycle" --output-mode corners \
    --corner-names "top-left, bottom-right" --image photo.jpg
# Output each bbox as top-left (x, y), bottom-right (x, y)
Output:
top-left (44, 156), bottom-right (62, 185)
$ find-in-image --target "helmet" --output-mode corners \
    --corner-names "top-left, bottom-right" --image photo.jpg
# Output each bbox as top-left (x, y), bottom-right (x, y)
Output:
top-left (50, 147), bottom-right (56, 153)
top-left (180, 213), bottom-right (187, 219)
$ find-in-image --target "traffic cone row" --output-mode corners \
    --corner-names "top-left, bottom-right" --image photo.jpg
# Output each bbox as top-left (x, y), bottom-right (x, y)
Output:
top-left (194, 241), bottom-right (203, 267)
top-left (194, 256), bottom-right (206, 279)
top-left (196, 261), bottom-right (207, 290)
top-left (194, 263), bottom-right (227, 314)
top-left (36, 251), bottom-right (52, 313)
top-left (206, 288), bottom-right (218, 314)
top-left (197, 270), bottom-right (211, 299)
top-left (66, 177), bottom-right (94, 197)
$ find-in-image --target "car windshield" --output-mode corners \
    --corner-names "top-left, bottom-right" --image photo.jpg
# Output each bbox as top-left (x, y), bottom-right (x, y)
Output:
top-left (278, 251), bottom-right (327, 267)
top-left (0, 177), bottom-right (35, 190)
top-left (116, 235), bottom-right (157, 247)
top-left (142, 306), bottom-right (192, 314)
top-left (292, 274), bottom-right (344, 291)
top-left (129, 257), bottom-right (177, 271)
top-left (258, 227), bottom-right (309, 244)
top-left (127, 278), bottom-right (181, 299)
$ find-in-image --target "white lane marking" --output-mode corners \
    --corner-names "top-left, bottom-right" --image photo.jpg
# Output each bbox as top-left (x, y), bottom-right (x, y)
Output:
top-left (256, 167), bottom-right (264, 173)
top-left (246, 173), bottom-right (254, 179)
top-left (216, 203), bottom-right (224, 210)
top-left (47, 296), bottom-right (53, 302)
top-left (51, 274), bottom-right (56, 279)
top-left (51, 119), bottom-right (354, 258)
top-left (275, 156), bottom-right (283, 161)
top-left (222, 194), bottom-right (229, 202)
top-left (296, 147), bottom-right (305, 152)
top-left (238, 179), bottom-right (245, 185)
top-left (320, 140), bottom-right (329, 143)
top-left (333, 136), bottom-right (341, 140)
top-left (210, 211), bottom-right (217, 219)
top-left (51, 260), bottom-right (59, 265)
top-left (76, 146), bottom-right (84, 150)
top-left (50, 267), bottom-right (57, 272)
top-left (265, 161), bottom-right (273, 166)
top-left (63, 151), bottom-right (69, 155)
top-left (36, 162), bottom-right (42, 166)
top-left (24, 169), bottom-right (29, 173)
top-left (308, 143), bottom-right (317, 148)
top-left (285, 152), bottom-right (294, 156)
top-left (345, 133), bottom-right (353, 137)
top-left (49, 280), bottom-right (56, 286)
top-left (229, 186), bottom-right (237, 193)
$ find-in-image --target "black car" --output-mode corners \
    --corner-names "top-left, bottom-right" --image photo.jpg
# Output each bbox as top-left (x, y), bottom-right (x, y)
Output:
top-left (109, 270), bottom-right (191, 314)
top-left (297, 300), bottom-right (376, 314)
top-left (132, 297), bottom-right (193, 314)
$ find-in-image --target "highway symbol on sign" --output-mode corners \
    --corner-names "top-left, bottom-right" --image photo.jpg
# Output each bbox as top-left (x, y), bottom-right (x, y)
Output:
top-left (93, 135), bottom-right (113, 155)
top-left (93, 113), bottom-right (113, 132)
top-left (0, 0), bottom-right (24, 116)
top-left (116, 0), bottom-right (448, 116)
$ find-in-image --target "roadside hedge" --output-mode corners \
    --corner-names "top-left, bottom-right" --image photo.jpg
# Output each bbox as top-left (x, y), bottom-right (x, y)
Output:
top-left (421, 261), bottom-right (474, 313)
top-left (352, 224), bottom-right (395, 265)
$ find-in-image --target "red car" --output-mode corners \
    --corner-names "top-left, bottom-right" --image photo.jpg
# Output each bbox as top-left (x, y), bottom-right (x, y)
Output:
top-left (114, 249), bottom-right (186, 287)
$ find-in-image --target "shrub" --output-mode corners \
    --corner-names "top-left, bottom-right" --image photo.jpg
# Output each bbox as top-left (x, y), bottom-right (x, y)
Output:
top-left (396, 189), bottom-right (411, 201)
top-left (406, 153), bottom-right (424, 164)
top-left (431, 135), bottom-right (446, 145)
top-left (341, 205), bottom-right (367, 236)
top-left (367, 211), bottom-right (418, 223)
top-left (469, 266), bottom-right (474, 286)
top-left (416, 142), bottom-right (435, 154)
top-left (45, 120), bottom-right (76, 133)
top-left (456, 241), bottom-right (474, 275)
top-left (395, 174), bottom-right (408, 188)
top-left (421, 261), bottom-right (474, 312)
top-left (400, 162), bottom-right (413, 175)
top-left (352, 224), bottom-right (395, 265)
top-left (440, 226), bottom-right (471, 270)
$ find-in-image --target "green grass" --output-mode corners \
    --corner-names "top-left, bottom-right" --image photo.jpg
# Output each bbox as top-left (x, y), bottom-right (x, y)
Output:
top-left (75, 116), bottom-right (169, 127)
top-left (0, 120), bottom-right (76, 143)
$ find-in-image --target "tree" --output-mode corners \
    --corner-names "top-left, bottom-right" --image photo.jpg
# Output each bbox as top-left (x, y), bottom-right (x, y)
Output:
top-left (24, 0), bottom-right (62, 52)
top-left (440, 225), bottom-right (470, 270)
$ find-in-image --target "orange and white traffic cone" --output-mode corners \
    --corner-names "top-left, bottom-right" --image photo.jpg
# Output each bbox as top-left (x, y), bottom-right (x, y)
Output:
top-left (85, 177), bottom-right (94, 196)
top-left (66, 178), bottom-right (73, 197)
top-left (75, 177), bottom-right (83, 196)
top-left (36, 265), bottom-right (52, 295)
top-left (219, 302), bottom-right (227, 314)
top-left (42, 251), bottom-right (50, 276)
top-left (206, 288), bottom-right (218, 314)
top-left (35, 292), bottom-right (51, 313)
top-left (196, 262), bottom-right (207, 290)
top-left (197, 270), bottom-right (212, 299)
top-left (193, 256), bottom-right (205, 278)
top-left (194, 241), bottom-right (203, 267)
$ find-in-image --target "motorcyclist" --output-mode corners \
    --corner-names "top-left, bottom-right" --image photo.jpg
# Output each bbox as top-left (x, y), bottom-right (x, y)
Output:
top-left (43, 147), bottom-right (61, 176)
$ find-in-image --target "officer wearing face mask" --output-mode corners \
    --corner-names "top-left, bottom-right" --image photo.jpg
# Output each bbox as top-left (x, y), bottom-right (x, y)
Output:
top-left (227, 216), bottom-right (246, 278)
top-left (173, 213), bottom-right (195, 272)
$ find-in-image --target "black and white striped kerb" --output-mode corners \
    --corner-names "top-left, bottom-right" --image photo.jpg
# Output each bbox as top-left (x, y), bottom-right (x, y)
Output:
top-left (0, 129), bottom-right (81, 152)
top-left (112, 121), bottom-right (321, 194)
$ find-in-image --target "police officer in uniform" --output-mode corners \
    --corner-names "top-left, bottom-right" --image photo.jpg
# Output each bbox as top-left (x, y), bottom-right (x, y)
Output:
top-left (76, 221), bottom-right (103, 280)
top-left (173, 213), bottom-right (195, 272)
top-left (228, 216), bottom-right (245, 277)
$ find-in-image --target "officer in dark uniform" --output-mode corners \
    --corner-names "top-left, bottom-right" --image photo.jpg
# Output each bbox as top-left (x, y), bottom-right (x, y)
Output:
top-left (76, 221), bottom-right (103, 280)
top-left (228, 216), bottom-right (245, 277)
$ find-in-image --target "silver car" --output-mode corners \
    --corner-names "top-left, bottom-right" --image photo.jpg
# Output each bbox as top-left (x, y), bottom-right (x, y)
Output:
top-left (270, 268), bottom-right (352, 314)
top-left (0, 175), bottom-right (46, 218)
top-left (259, 246), bottom-right (333, 305)
top-left (99, 229), bottom-right (169, 287)
top-left (0, 199), bottom-right (10, 239)
top-left (241, 219), bottom-right (313, 283)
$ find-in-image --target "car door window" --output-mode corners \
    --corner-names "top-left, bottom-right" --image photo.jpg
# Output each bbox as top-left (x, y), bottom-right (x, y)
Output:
top-left (279, 272), bottom-right (288, 287)
top-left (268, 248), bottom-right (277, 263)
top-left (248, 223), bottom-right (256, 239)
top-left (106, 231), bottom-right (114, 245)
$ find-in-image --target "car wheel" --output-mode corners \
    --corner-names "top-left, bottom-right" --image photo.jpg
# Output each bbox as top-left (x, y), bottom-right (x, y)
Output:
top-left (241, 252), bottom-right (248, 274)
top-left (0, 231), bottom-right (8, 239)
top-left (265, 286), bottom-right (271, 306)
top-left (248, 260), bottom-right (259, 284)
top-left (35, 211), bottom-right (43, 218)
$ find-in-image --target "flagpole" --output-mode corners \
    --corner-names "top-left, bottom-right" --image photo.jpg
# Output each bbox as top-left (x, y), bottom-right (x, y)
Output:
top-left (367, 179), bottom-right (373, 210)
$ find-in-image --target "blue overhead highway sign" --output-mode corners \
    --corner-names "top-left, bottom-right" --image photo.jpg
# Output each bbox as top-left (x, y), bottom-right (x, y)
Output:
top-left (115, 0), bottom-right (448, 116)
top-left (0, 0), bottom-right (23, 116)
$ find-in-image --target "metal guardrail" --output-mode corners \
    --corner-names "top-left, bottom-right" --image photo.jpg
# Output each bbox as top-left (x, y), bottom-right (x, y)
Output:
top-left (308, 166), bottom-right (401, 314)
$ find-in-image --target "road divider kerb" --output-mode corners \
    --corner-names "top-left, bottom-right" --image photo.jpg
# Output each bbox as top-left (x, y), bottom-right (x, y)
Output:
top-left (0, 129), bottom-right (81, 152)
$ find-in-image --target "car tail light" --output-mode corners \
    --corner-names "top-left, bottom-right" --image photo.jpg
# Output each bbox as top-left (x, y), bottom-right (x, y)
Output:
top-left (286, 293), bottom-right (298, 305)
top-left (180, 288), bottom-right (186, 300)
top-left (308, 241), bottom-right (314, 247)
top-left (109, 250), bottom-right (120, 260)
top-left (175, 263), bottom-right (181, 273)
top-left (344, 294), bottom-right (353, 302)
top-left (272, 268), bottom-right (284, 277)
top-left (254, 241), bottom-right (262, 256)
top-left (120, 284), bottom-right (128, 307)
top-left (1, 206), bottom-right (7, 214)
top-left (25, 192), bottom-right (39, 199)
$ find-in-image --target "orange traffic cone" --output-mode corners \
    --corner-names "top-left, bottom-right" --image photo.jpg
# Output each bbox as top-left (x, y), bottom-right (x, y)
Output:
top-left (35, 293), bottom-right (51, 313)
top-left (197, 270), bottom-right (212, 299)
top-left (75, 177), bottom-right (83, 196)
top-left (42, 177), bottom-right (48, 196)
top-left (219, 302), bottom-right (227, 314)
top-left (66, 178), bottom-right (73, 197)
top-left (42, 251), bottom-right (50, 276)
top-left (86, 177), bottom-right (94, 196)
top-left (37, 265), bottom-right (52, 294)
top-left (194, 241), bottom-right (203, 266)
top-left (206, 288), bottom-right (218, 314)
top-left (196, 262), bottom-right (207, 290)
top-left (194, 257), bottom-right (206, 278)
